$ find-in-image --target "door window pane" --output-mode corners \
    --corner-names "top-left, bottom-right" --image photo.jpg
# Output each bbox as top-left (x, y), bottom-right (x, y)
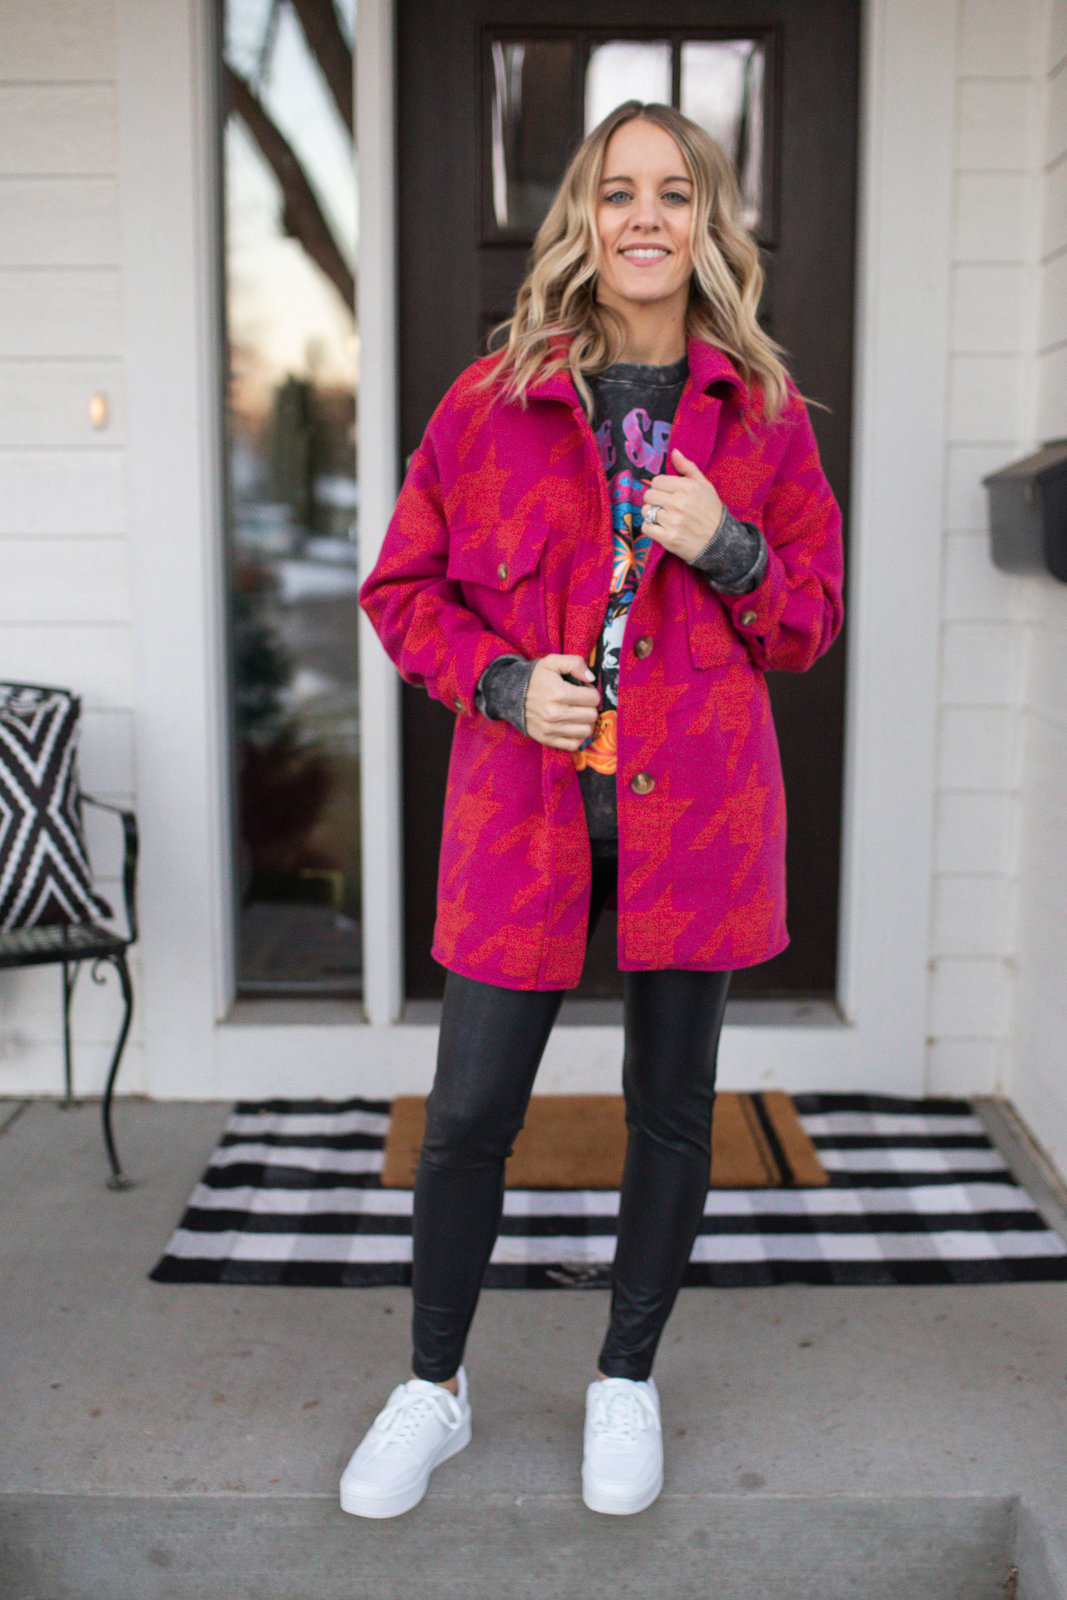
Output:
top-left (584, 40), bottom-right (671, 132)
top-left (222, 0), bottom-right (361, 994)
top-left (490, 38), bottom-right (576, 232)
top-left (486, 33), bottom-right (767, 241)
top-left (680, 39), bottom-right (766, 232)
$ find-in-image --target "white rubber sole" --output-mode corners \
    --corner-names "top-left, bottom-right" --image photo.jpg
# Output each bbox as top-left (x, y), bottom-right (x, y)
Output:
top-left (581, 1464), bottom-right (663, 1516)
top-left (339, 1414), bottom-right (472, 1519)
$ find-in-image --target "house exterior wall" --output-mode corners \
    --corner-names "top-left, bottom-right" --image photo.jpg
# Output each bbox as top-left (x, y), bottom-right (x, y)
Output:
top-left (927, 0), bottom-right (1046, 1094)
top-left (1012, 0), bottom-right (1067, 1172)
top-left (0, 1), bottom-right (1062, 1156)
top-left (0, 0), bottom-right (147, 1095)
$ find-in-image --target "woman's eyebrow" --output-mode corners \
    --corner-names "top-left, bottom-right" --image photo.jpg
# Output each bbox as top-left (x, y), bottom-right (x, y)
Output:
top-left (599, 173), bottom-right (692, 185)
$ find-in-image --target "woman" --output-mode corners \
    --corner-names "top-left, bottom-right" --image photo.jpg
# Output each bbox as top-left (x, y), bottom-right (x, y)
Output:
top-left (345, 100), bottom-right (843, 1520)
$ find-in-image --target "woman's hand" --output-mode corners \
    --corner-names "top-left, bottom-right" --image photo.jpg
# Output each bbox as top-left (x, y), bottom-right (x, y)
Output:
top-left (524, 655), bottom-right (599, 750)
top-left (642, 447), bottom-right (724, 562)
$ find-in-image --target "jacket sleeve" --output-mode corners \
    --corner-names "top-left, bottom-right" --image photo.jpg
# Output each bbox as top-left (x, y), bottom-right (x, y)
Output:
top-left (718, 385), bottom-right (844, 673)
top-left (358, 417), bottom-right (521, 717)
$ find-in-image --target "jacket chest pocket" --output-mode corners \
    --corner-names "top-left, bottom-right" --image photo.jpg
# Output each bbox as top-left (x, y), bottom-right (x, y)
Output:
top-left (446, 518), bottom-right (553, 655)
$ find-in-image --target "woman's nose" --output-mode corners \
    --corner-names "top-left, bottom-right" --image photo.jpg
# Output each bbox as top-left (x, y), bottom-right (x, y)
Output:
top-left (631, 204), bottom-right (662, 231)
top-left (630, 190), bottom-right (664, 229)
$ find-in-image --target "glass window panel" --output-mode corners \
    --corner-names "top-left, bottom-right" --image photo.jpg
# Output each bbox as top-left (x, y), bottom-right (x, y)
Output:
top-left (584, 40), bottom-right (671, 133)
top-left (490, 39), bottom-right (576, 232)
top-left (222, 0), bottom-right (361, 995)
top-left (680, 39), bottom-right (765, 232)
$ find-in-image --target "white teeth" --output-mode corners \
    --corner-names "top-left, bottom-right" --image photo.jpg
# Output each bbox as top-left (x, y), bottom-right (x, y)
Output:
top-left (623, 248), bottom-right (668, 260)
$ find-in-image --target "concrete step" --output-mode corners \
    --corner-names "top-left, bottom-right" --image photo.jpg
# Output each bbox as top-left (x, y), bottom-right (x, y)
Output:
top-left (3, 1490), bottom-right (1063, 1600)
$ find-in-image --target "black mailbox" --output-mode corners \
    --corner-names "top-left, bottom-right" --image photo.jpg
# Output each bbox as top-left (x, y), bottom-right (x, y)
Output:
top-left (983, 439), bottom-right (1067, 582)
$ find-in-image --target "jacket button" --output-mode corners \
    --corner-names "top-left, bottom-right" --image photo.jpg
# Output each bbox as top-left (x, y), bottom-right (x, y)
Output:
top-left (630, 771), bottom-right (655, 796)
top-left (739, 608), bottom-right (758, 627)
top-left (453, 698), bottom-right (464, 713)
top-left (633, 635), bottom-right (653, 658)
top-left (497, 561), bottom-right (508, 582)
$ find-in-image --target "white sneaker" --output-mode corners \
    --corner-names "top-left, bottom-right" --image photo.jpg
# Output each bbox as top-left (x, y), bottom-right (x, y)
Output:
top-left (339, 1368), bottom-right (471, 1518)
top-left (582, 1375), bottom-right (663, 1515)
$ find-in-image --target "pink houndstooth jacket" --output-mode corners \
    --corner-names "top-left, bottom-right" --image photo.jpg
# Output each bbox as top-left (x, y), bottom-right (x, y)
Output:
top-left (359, 336), bottom-right (844, 989)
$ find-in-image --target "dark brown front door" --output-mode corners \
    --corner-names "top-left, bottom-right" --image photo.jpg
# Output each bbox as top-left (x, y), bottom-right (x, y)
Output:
top-left (396, 0), bottom-right (857, 1000)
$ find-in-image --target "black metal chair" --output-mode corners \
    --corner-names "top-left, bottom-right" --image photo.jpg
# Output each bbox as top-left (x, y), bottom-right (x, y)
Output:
top-left (0, 795), bottom-right (139, 1189)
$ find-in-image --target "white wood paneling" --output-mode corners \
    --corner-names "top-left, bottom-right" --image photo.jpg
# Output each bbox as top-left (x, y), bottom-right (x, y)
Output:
top-left (0, 537), bottom-right (130, 622)
top-left (0, 360), bottom-right (124, 448)
top-left (1049, 0), bottom-right (1067, 70)
top-left (927, 1036), bottom-right (1008, 1095)
top-left (958, 0), bottom-right (1042, 77)
top-left (1036, 341), bottom-right (1067, 436)
top-left (928, 957), bottom-right (1013, 1036)
top-left (822, 0), bottom-right (957, 1091)
top-left (116, 0), bottom-right (232, 1096)
top-left (1047, 54), bottom-right (1067, 156)
top-left (931, 874), bottom-right (1014, 956)
top-left (953, 172), bottom-right (1031, 260)
top-left (0, 954), bottom-right (144, 1046)
top-left (0, 450), bottom-right (124, 534)
top-left (1039, 247), bottom-right (1067, 349)
top-left (942, 533), bottom-right (1021, 620)
top-left (936, 706), bottom-right (1021, 790)
top-left (0, 1041), bottom-right (147, 1100)
top-left (79, 708), bottom-right (136, 794)
top-left (1025, 625), bottom-right (1067, 726)
top-left (950, 264), bottom-right (1028, 351)
top-left (939, 620), bottom-right (1025, 704)
top-left (0, 269), bottom-right (121, 357)
top-left (947, 354), bottom-right (1025, 440)
top-left (1005, 1), bottom-right (1067, 1178)
top-left (956, 80), bottom-right (1035, 169)
top-left (0, 87), bottom-right (116, 175)
top-left (0, 624), bottom-right (135, 705)
top-left (1042, 155), bottom-right (1067, 257)
top-left (0, 0), bottom-right (116, 81)
top-left (0, 179), bottom-right (119, 266)
top-left (934, 792), bottom-right (1017, 876)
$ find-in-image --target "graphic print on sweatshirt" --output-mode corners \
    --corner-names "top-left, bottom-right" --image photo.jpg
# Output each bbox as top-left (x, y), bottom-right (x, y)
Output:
top-left (575, 357), bottom-right (688, 790)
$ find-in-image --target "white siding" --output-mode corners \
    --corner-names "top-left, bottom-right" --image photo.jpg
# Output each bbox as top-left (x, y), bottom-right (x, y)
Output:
top-left (0, 0), bottom-right (144, 1095)
top-left (927, 0), bottom-right (1044, 1094)
top-left (1001, 0), bottom-right (1067, 1177)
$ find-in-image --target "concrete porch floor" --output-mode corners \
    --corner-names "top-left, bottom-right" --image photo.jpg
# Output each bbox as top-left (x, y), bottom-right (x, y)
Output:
top-left (2, 1095), bottom-right (1067, 1599)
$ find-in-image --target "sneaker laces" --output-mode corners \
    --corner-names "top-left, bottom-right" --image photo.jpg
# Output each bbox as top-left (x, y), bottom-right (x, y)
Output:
top-left (588, 1381), bottom-right (658, 1444)
top-left (369, 1381), bottom-right (463, 1455)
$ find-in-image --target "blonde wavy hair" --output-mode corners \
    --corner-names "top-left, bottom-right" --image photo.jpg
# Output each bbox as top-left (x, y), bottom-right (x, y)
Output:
top-left (480, 100), bottom-right (792, 422)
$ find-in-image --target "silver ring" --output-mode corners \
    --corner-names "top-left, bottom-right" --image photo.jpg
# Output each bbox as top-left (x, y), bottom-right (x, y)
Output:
top-left (643, 503), bottom-right (659, 527)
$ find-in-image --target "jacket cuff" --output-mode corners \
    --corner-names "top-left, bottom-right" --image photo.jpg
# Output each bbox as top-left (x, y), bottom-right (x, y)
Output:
top-left (691, 504), bottom-right (768, 595)
top-left (474, 655), bottom-right (535, 734)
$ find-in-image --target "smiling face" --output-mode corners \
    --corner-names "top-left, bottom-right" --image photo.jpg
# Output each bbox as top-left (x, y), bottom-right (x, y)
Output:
top-left (594, 118), bottom-right (695, 330)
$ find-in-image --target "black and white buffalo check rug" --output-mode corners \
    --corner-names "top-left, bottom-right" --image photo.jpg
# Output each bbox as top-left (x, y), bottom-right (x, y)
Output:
top-left (150, 1094), bottom-right (1067, 1288)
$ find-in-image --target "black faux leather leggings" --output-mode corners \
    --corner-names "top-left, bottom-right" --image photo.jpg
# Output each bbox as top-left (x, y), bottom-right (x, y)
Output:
top-left (411, 855), bottom-right (732, 1383)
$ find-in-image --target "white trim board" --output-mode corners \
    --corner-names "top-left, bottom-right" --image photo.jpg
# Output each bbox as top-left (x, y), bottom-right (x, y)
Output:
top-left (115, 0), bottom-right (955, 1100)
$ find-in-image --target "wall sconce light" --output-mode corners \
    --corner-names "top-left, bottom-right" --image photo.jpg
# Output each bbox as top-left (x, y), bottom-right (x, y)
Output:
top-left (88, 393), bottom-right (109, 430)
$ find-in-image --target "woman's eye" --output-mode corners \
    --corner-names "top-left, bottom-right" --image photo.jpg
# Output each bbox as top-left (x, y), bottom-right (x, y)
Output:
top-left (603, 189), bottom-right (632, 205)
top-left (663, 190), bottom-right (691, 205)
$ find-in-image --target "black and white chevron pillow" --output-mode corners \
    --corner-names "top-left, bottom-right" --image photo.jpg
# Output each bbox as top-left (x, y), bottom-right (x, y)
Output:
top-left (0, 685), bottom-right (112, 931)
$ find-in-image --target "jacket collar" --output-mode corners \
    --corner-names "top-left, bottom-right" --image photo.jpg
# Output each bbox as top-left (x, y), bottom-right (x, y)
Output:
top-left (525, 334), bottom-right (746, 406)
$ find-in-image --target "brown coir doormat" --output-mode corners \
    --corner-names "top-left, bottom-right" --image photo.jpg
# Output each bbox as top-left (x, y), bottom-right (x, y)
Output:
top-left (381, 1091), bottom-right (827, 1190)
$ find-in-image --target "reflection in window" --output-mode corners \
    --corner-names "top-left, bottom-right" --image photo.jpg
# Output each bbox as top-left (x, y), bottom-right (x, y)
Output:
top-left (584, 41), bottom-right (671, 133)
top-left (490, 39), bottom-right (576, 231)
top-left (488, 33), bottom-right (768, 241)
top-left (681, 40), bottom-right (765, 232)
top-left (222, 0), bottom-right (361, 994)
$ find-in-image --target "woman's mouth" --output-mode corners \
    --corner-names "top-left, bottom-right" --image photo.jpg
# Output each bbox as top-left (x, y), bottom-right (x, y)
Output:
top-left (620, 246), bottom-right (670, 266)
